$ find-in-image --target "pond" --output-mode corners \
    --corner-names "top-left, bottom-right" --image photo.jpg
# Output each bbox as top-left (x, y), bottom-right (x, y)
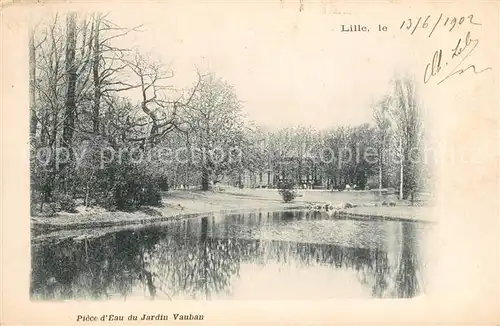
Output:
top-left (30, 210), bottom-right (430, 300)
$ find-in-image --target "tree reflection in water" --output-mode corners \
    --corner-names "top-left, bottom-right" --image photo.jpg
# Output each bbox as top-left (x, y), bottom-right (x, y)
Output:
top-left (31, 211), bottom-right (426, 300)
top-left (395, 222), bottom-right (421, 298)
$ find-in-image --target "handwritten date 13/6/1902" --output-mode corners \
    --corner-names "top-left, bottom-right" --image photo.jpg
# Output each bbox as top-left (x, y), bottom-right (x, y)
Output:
top-left (400, 14), bottom-right (481, 37)
top-left (424, 31), bottom-right (492, 85)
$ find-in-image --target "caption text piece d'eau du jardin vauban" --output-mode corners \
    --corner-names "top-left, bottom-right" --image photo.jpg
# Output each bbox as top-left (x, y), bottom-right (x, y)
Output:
top-left (77, 314), bottom-right (204, 322)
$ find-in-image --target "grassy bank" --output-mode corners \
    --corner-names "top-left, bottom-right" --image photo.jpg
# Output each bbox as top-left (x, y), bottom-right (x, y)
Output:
top-left (31, 187), bottom-right (432, 235)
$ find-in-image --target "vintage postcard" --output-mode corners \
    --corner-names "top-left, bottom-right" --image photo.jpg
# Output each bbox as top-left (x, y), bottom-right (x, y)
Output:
top-left (1, 1), bottom-right (498, 325)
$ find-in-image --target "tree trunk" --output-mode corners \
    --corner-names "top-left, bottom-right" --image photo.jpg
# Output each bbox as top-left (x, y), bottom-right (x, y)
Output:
top-left (29, 29), bottom-right (37, 138)
top-left (92, 15), bottom-right (101, 134)
top-left (399, 138), bottom-right (404, 200)
top-left (378, 150), bottom-right (383, 190)
top-left (298, 156), bottom-right (302, 187)
top-left (62, 13), bottom-right (77, 149)
top-left (378, 133), bottom-right (385, 189)
top-left (201, 167), bottom-right (209, 191)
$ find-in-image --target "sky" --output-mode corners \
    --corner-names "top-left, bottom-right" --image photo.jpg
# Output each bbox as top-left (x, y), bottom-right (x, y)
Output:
top-left (106, 3), bottom-right (420, 130)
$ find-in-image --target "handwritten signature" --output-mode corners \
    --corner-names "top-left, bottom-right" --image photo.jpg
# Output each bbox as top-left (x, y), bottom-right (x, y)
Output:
top-left (423, 31), bottom-right (492, 85)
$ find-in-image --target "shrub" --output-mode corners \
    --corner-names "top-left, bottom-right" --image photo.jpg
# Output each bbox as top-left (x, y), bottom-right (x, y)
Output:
top-left (113, 177), bottom-right (162, 211)
top-left (277, 180), bottom-right (297, 203)
top-left (99, 192), bottom-right (118, 211)
top-left (137, 182), bottom-right (162, 206)
top-left (159, 180), bottom-right (170, 191)
top-left (279, 188), bottom-right (296, 202)
top-left (74, 145), bottom-right (164, 211)
top-left (31, 202), bottom-right (58, 217)
top-left (365, 179), bottom-right (380, 190)
top-left (46, 203), bottom-right (58, 217)
top-left (31, 138), bottom-right (167, 214)
top-left (57, 194), bottom-right (78, 213)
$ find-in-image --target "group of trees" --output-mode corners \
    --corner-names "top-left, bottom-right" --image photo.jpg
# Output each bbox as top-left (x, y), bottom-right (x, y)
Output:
top-left (227, 87), bottom-right (428, 202)
top-left (372, 77), bottom-right (428, 200)
top-left (249, 124), bottom-right (381, 190)
top-left (29, 12), bottom-right (160, 213)
top-left (29, 12), bottom-right (251, 214)
top-left (29, 12), bottom-right (428, 215)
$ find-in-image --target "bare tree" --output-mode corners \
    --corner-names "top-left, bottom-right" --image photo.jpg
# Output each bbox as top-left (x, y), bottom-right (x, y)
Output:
top-left (111, 52), bottom-right (200, 147)
top-left (373, 95), bottom-right (391, 190)
top-left (30, 12), bottom-right (146, 207)
top-left (388, 76), bottom-right (423, 201)
top-left (89, 14), bottom-right (143, 135)
top-left (183, 72), bottom-right (244, 190)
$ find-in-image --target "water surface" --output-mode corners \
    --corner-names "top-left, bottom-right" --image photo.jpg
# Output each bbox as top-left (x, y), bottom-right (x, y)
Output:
top-left (31, 210), bottom-right (429, 300)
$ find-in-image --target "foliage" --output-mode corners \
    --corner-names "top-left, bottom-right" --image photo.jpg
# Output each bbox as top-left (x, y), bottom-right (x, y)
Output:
top-left (56, 194), bottom-right (78, 213)
top-left (112, 165), bottom-right (163, 211)
top-left (277, 180), bottom-right (297, 203)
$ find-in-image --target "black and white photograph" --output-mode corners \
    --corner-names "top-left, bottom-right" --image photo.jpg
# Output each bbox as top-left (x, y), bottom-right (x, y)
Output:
top-left (1, 1), bottom-right (498, 325)
top-left (28, 6), bottom-right (434, 301)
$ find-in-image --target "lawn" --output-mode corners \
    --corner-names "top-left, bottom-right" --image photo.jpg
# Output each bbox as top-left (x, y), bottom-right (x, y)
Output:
top-left (31, 186), bottom-right (432, 234)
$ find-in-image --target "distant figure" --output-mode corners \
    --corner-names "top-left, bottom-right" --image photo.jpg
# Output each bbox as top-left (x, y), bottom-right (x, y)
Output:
top-left (345, 184), bottom-right (351, 191)
top-left (353, 184), bottom-right (358, 190)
